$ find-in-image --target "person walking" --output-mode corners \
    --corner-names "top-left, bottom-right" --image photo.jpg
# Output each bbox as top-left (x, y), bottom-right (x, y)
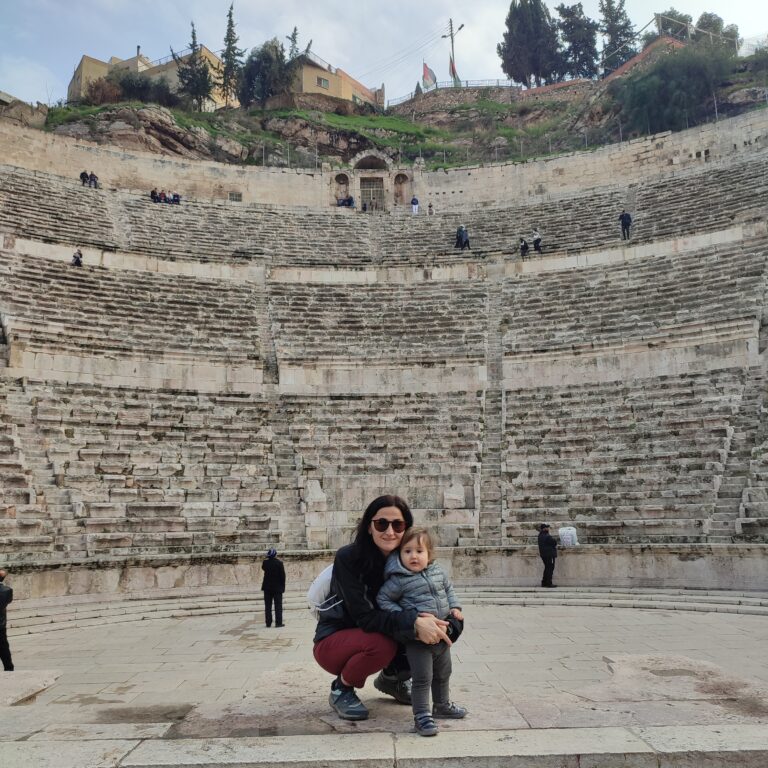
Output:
top-left (537, 524), bottom-right (558, 588)
top-left (619, 210), bottom-right (632, 240)
top-left (532, 228), bottom-right (542, 254)
top-left (411, 196), bottom-right (420, 215)
top-left (0, 569), bottom-right (14, 671)
top-left (261, 548), bottom-right (286, 628)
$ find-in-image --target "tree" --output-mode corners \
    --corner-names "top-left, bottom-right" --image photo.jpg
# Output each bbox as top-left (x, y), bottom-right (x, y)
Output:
top-left (612, 45), bottom-right (732, 133)
top-left (239, 30), bottom-right (310, 108)
top-left (556, 3), bottom-right (599, 78)
top-left (171, 22), bottom-right (215, 111)
top-left (641, 8), bottom-right (692, 48)
top-left (497, 0), bottom-right (562, 87)
top-left (599, 0), bottom-right (636, 74)
top-left (694, 12), bottom-right (739, 52)
top-left (220, 3), bottom-right (245, 107)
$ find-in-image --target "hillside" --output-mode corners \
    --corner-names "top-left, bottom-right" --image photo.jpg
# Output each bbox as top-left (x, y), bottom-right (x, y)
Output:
top-left (15, 46), bottom-right (768, 171)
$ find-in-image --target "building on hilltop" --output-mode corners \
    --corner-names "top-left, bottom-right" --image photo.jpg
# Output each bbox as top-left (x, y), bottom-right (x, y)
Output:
top-left (292, 51), bottom-right (384, 108)
top-left (67, 45), bottom-right (231, 110)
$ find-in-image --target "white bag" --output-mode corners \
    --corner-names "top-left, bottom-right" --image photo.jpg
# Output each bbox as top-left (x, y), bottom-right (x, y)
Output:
top-left (307, 564), bottom-right (343, 620)
top-left (558, 526), bottom-right (579, 546)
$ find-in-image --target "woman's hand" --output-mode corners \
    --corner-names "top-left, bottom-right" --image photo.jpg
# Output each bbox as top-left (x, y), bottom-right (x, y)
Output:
top-left (415, 613), bottom-right (452, 646)
top-left (450, 608), bottom-right (464, 621)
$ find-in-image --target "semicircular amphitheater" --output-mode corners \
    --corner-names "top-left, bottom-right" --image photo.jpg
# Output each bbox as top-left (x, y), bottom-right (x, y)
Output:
top-left (1, 113), bottom-right (768, 767)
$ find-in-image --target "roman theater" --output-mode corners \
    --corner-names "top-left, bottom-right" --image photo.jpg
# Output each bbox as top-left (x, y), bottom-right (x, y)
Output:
top-left (0, 111), bottom-right (767, 766)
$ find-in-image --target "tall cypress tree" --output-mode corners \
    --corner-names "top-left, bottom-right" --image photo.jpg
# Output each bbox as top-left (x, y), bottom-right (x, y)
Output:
top-left (172, 22), bottom-right (215, 111)
top-left (498, 0), bottom-right (562, 87)
top-left (599, 0), bottom-right (637, 74)
top-left (221, 3), bottom-right (245, 107)
top-left (556, 3), bottom-right (599, 78)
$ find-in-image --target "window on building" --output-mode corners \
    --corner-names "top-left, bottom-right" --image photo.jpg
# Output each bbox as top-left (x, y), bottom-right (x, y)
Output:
top-left (229, 191), bottom-right (242, 202)
top-left (316, 76), bottom-right (330, 89)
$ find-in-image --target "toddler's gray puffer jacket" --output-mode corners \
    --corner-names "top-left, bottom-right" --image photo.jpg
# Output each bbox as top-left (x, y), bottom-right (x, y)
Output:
top-left (377, 552), bottom-right (461, 618)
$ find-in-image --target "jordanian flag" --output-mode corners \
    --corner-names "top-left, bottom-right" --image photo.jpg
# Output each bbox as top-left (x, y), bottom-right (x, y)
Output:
top-left (449, 56), bottom-right (461, 86)
top-left (422, 62), bottom-right (437, 89)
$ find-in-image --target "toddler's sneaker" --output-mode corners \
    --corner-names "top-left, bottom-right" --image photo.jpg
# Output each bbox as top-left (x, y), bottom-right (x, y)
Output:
top-left (413, 712), bottom-right (438, 736)
top-left (373, 672), bottom-right (412, 704)
top-left (432, 701), bottom-right (467, 718)
top-left (329, 680), bottom-right (369, 721)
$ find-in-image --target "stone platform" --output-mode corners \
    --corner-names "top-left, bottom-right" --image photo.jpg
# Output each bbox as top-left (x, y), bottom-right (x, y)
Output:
top-left (2, 592), bottom-right (768, 767)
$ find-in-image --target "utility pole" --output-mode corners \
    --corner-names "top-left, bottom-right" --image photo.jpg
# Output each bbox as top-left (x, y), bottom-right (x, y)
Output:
top-left (442, 18), bottom-right (464, 77)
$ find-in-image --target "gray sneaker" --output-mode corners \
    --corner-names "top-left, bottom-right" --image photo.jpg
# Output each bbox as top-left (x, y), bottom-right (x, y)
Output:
top-left (432, 701), bottom-right (467, 718)
top-left (373, 672), bottom-right (412, 704)
top-left (413, 713), bottom-right (438, 736)
top-left (329, 684), bottom-right (369, 720)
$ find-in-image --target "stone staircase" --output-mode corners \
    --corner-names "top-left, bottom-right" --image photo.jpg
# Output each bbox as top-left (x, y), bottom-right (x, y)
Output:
top-left (711, 366), bottom-right (765, 541)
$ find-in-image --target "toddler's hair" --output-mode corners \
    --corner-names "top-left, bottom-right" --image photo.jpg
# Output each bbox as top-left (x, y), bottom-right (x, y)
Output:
top-left (400, 526), bottom-right (436, 563)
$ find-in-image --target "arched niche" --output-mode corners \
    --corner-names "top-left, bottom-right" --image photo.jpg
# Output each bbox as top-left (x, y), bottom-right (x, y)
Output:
top-left (334, 173), bottom-right (350, 199)
top-left (394, 173), bottom-right (409, 206)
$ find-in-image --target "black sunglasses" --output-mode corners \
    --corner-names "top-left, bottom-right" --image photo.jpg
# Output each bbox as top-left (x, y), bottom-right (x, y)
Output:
top-left (372, 518), bottom-right (407, 533)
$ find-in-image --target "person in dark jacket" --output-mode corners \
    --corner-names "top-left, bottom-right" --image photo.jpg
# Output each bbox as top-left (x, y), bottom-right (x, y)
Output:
top-left (261, 548), bottom-right (286, 628)
top-left (537, 524), bottom-right (558, 588)
top-left (0, 569), bottom-right (14, 671)
top-left (313, 495), bottom-right (451, 722)
top-left (79, 170), bottom-right (89, 186)
top-left (619, 210), bottom-right (632, 240)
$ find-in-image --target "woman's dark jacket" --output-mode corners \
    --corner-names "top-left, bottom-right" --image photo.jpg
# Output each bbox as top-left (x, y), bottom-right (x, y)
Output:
top-left (261, 557), bottom-right (286, 593)
top-left (538, 530), bottom-right (558, 560)
top-left (313, 543), bottom-right (418, 645)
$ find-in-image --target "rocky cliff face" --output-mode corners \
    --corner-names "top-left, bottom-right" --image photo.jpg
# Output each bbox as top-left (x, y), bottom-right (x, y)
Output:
top-left (50, 105), bottom-right (385, 165)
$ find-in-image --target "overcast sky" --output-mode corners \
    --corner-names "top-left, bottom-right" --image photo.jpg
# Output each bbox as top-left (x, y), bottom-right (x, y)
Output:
top-left (2, 0), bottom-right (766, 107)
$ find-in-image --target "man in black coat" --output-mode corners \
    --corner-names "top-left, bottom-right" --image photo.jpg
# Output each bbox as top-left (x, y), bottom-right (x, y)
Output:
top-left (261, 549), bottom-right (286, 627)
top-left (0, 568), bottom-right (14, 671)
top-left (537, 524), bottom-right (558, 588)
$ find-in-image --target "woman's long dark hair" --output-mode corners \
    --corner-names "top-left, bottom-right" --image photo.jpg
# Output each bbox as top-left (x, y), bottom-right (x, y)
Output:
top-left (351, 494), bottom-right (413, 574)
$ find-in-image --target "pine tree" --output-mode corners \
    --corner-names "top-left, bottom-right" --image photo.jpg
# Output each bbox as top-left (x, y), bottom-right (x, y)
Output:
top-left (599, 0), bottom-right (637, 74)
top-left (221, 3), bottom-right (245, 107)
top-left (556, 3), bottom-right (599, 78)
top-left (172, 22), bottom-right (215, 111)
top-left (497, 0), bottom-right (562, 87)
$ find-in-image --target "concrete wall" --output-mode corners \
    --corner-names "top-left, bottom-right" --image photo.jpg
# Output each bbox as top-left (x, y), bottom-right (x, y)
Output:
top-left (2, 108), bottom-right (766, 209)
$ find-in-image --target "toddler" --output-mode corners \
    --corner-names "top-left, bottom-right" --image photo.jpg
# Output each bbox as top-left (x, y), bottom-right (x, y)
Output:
top-left (377, 527), bottom-right (467, 736)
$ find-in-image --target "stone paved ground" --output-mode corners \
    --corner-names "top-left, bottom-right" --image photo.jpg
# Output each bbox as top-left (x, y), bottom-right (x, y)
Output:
top-left (2, 603), bottom-right (768, 766)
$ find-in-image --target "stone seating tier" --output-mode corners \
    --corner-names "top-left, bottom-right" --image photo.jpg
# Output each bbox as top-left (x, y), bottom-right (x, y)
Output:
top-left (501, 243), bottom-right (767, 353)
top-left (2, 154), bottom-right (767, 267)
top-left (269, 281), bottom-right (488, 362)
top-left (0, 250), bottom-right (262, 364)
top-left (500, 368), bottom-right (747, 543)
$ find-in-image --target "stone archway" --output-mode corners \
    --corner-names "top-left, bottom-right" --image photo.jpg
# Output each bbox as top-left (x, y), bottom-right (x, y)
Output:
top-left (350, 150), bottom-right (392, 171)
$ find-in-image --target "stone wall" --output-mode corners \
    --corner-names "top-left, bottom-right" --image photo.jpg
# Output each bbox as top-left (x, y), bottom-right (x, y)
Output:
top-left (2, 108), bottom-right (767, 210)
top-left (390, 80), bottom-right (593, 115)
top-left (9, 543), bottom-right (768, 599)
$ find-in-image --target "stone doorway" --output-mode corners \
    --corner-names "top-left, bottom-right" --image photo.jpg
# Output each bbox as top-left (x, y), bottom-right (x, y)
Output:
top-left (360, 177), bottom-right (385, 211)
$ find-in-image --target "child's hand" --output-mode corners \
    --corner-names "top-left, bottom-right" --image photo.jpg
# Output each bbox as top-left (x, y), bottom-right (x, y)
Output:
top-left (450, 608), bottom-right (464, 621)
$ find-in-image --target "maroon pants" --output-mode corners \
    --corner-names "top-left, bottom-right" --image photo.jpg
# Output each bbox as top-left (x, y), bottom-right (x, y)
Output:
top-left (313, 628), bottom-right (397, 689)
